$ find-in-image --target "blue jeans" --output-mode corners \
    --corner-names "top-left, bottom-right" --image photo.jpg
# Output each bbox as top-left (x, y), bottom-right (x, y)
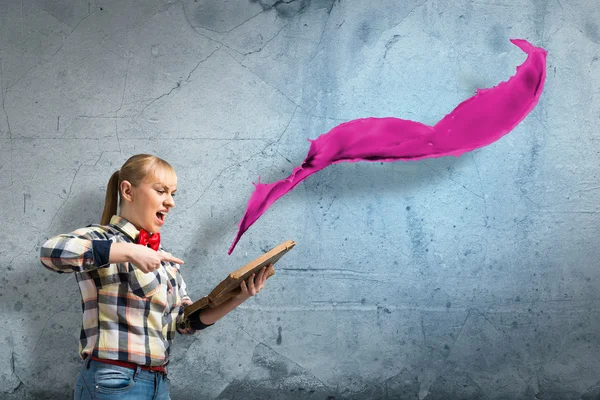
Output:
top-left (74, 357), bottom-right (171, 400)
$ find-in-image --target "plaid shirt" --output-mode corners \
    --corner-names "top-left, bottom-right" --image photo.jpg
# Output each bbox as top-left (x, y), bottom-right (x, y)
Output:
top-left (40, 215), bottom-right (207, 366)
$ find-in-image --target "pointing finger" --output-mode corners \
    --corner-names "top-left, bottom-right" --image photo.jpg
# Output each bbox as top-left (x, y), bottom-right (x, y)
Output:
top-left (163, 254), bottom-right (184, 264)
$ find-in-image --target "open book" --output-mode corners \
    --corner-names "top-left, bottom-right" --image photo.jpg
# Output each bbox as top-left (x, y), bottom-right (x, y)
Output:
top-left (183, 240), bottom-right (296, 319)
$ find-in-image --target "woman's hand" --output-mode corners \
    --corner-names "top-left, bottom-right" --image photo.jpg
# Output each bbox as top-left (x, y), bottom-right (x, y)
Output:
top-left (234, 264), bottom-right (274, 302)
top-left (127, 244), bottom-right (184, 273)
top-left (197, 264), bottom-right (275, 326)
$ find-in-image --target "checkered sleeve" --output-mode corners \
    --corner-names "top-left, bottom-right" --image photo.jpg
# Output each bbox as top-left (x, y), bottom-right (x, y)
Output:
top-left (40, 226), bottom-right (113, 273)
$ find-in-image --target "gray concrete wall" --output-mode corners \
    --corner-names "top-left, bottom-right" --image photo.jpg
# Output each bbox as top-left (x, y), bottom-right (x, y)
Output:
top-left (1, 0), bottom-right (599, 399)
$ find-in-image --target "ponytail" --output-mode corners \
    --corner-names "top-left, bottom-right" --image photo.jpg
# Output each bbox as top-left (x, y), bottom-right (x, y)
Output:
top-left (101, 170), bottom-right (120, 225)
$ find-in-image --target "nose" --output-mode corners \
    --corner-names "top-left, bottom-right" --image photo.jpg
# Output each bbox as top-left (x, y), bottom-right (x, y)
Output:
top-left (165, 194), bottom-right (175, 208)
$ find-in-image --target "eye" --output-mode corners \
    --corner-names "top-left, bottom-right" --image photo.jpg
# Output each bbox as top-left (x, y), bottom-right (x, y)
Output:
top-left (156, 190), bottom-right (165, 194)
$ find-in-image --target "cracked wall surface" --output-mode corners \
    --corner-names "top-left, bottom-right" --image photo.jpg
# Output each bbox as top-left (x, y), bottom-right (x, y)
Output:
top-left (0, 0), bottom-right (599, 399)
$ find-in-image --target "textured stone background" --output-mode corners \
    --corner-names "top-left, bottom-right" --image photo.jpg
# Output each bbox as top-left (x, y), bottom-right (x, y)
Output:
top-left (1, 0), bottom-right (599, 399)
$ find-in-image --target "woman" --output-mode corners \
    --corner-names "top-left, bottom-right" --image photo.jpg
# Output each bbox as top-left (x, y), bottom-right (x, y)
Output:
top-left (40, 154), bottom-right (272, 399)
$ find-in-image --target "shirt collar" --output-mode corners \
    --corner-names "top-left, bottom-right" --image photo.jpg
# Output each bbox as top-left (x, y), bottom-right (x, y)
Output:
top-left (109, 215), bottom-right (141, 242)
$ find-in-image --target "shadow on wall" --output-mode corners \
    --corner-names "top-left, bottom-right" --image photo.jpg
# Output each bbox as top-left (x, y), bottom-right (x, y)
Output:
top-left (47, 190), bottom-right (106, 235)
top-left (5, 190), bottom-right (106, 398)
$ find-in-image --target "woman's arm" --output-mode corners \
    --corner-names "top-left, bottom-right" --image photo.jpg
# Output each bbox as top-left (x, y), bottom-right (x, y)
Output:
top-left (39, 227), bottom-right (115, 273)
top-left (176, 264), bottom-right (274, 334)
top-left (40, 230), bottom-right (183, 274)
top-left (199, 264), bottom-right (273, 325)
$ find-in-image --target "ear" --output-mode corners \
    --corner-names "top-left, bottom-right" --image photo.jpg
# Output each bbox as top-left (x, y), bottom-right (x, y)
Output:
top-left (120, 180), bottom-right (134, 203)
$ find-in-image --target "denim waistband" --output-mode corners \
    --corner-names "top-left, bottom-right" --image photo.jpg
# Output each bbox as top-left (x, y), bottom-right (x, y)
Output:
top-left (84, 357), bottom-right (167, 382)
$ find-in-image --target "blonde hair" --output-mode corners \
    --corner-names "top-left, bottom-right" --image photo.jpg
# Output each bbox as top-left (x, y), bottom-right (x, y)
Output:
top-left (100, 154), bottom-right (176, 225)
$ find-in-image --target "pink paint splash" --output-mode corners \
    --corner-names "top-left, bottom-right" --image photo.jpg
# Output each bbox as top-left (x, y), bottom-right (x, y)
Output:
top-left (229, 39), bottom-right (547, 254)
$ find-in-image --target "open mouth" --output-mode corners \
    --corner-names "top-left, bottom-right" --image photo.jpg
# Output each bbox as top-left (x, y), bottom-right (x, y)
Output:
top-left (156, 211), bottom-right (166, 223)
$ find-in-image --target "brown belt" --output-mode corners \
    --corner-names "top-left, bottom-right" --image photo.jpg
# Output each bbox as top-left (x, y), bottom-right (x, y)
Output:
top-left (90, 356), bottom-right (167, 375)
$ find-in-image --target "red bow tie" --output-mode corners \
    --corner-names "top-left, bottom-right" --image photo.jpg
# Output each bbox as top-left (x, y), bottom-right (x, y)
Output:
top-left (137, 229), bottom-right (160, 251)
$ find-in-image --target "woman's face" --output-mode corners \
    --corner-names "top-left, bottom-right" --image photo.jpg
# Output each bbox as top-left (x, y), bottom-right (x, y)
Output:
top-left (121, 169), bottom-right (177, 233)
